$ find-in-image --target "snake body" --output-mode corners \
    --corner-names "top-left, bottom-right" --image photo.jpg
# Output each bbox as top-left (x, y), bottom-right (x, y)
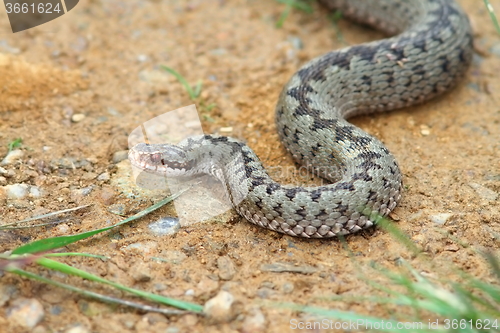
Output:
top-left (129, 0), bottom-right (473, 238)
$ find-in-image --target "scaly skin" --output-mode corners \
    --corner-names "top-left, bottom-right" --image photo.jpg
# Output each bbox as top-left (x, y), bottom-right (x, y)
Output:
top-left (129, 0), bottom-right (473, 238)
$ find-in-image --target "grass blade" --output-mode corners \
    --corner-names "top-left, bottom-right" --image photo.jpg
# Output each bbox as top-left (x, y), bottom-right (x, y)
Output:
top-left (484, 0), bottom-right (500, 34)
top-left (160, 65), bottom-right (199, 99)
top-left (12, 190), bottom-right (186, 255)
top-left (0, 204), bottom-right (91, 230)
top-left (35, 257), bottom-right (203, 312)
top-left (9, 268), bottom-right (189, 315)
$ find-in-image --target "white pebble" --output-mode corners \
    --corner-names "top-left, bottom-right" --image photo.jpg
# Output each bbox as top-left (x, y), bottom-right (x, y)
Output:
top-left (4, 184), bottom-right (29, 199)
top-left (6, 298), bottom-right (45, 329)
top-left (420, 124), bottom-right (431, 136)
top-left (65, 325), bottom-right (91, 333)
top-left (469, 183), bottom-right (498, 201)
top-left (204, 290), bottom-right (238, 323)
top-left (71, 113), bottom-right (86, 122)
top-left (1, 149), bottom-right (24, 165)
top-left (137, 54), bottom-right (149, 62)
top-left (430, 213), bottom-right (453, 225)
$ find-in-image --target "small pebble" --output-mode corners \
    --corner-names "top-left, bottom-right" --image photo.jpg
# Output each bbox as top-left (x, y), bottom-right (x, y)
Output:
top-left (99, 186), bottom-right (116, 205)
top-left (181, 245), bottom-right (196, 256)
top-left (287, 35), bottom-right (304, 49)
top-left (29, 186), bottom-right (43, 198)
top-left (6, 298), bottom-right (45, 329)
top-left (143, 312), bottom-right (168, 325)
top-left (217, 256), bottom-right (236, 281)
top-left (138, 69), bottom-right (170, 84)
top-left (182, 314), bottom-right (198, 326)
top-left (97, 172), bottom-right (110, 181)
top-left (242, 307), bottom-right (266, 333)
top-left (203, 290), bottom-right (238, 323)
top-left (57, 224), bottom-right (70, 234)
top-left (444, 244), bottom-right (460, 252)
top-left (50, 305), bottom-right (62, 315)
top-left (255, 287), bottom-right (277, 299)
top-left (219, 127), bottom-right (233, 133)
top-left (81, 172), bottom-right (98, 181)
top-left (54, 157), bottom-right (90, 169)
top-left (260, 262), bottom-right (317, 274)
top-left (108, 203), bottom-right (127, 215)
top-left (71, 114), bottom-right (86, 123)
top-left (196, 277), bottom-right (219, 297)
top-left (32, 326), bottom-right (49, 333)
top-left (158, 250), bottom-right (187, 264)
top-left (430, 213), bottom-right (453, 225)
top-left (148, 217), bottom-right (181, 236)
top-left (65, 325), bottom-right (91, 333)
top-left (260, 281), bottom-right (275, 289)
top-left (71, 186), bottom-right (94, 200)
top-left (469, 183), bottom-right (498, 201)
top-left (0, 284), bottom-right (18, 307)
top-left (137, 54), bottom-right (149, 62)
top-left (107, 107), bottom-right (121, 116)
top-left (165, 327), bottom-right (180, 333)
top-left (420, 124), bottom-right (431, 136)
top-left (130, 262), bottom-right (152, 282)
top-left (0, 40), bottom-right (21, 54)
top-left (4, 184), bottom-right (29, 199)
top-left (281, 282), bottom-right (294, 294)
top-left (1, 149), bottom-right (24, 165)
top-left (123, 241), bottom-right (158, 254)
top-left (112, 150), bottom-right (129, 164)
top-left (489, 43), bottom-right (500, 57)
top-left (209, 48), bottom-right (227, 55)
top-left (78, 300), bottom-right (113, 317)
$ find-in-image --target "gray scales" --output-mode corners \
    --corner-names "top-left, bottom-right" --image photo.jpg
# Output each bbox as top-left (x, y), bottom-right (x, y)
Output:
top-left (129, 0), bottom-right (473, 238)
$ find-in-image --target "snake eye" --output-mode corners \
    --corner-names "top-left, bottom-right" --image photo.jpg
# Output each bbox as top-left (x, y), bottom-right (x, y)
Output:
top-left (150, 153), bottom-right (162, 164)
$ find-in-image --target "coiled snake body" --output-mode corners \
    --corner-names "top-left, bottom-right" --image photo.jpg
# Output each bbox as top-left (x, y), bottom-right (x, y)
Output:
top-left (129, 0), bottom-right (473, 238)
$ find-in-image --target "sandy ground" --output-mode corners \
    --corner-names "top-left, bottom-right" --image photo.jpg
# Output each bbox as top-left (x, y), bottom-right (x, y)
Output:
top-left (0, 0), bottom-right (499, 332)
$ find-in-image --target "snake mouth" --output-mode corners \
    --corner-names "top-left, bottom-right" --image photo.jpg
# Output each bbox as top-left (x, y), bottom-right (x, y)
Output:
top-left (128, 148), bottom-right (162, 174)
top-left (128, 145), bottom-right (191, 176)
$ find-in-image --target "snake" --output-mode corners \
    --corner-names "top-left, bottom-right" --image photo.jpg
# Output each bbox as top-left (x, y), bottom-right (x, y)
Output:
top-left (129, 0), bottom-right (473, 238)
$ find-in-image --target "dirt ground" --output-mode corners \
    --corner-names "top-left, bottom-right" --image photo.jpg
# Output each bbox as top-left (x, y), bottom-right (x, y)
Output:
top-left (0, 0), bottom-right (499, 332)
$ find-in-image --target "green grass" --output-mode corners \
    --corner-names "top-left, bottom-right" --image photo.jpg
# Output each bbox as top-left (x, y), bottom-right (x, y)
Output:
top-left (277, 2), bottom-right (500, 327)
top-left (2, 0), bottom-right (500, 326)
top-left (329, 9), bottom-right (345, 43)
top-left (160, 65), bottom-right (203, 100)
top-left (274, 0), bottom-right (314, 28)
top-left (160, 65), bottom-right (217, 115)
top-left (0, 189), bottom-right (203, 314)
top-left (278, 216), bottom-right (500, 333)
top-left (7, 137), bottom-right (22, 153)
top-left (484, 0), bottom-right (500, 35)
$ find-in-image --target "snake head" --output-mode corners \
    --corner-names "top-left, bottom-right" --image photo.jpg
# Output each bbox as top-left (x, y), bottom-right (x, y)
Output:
top-left (128, 142), bottom-right (194, 176)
